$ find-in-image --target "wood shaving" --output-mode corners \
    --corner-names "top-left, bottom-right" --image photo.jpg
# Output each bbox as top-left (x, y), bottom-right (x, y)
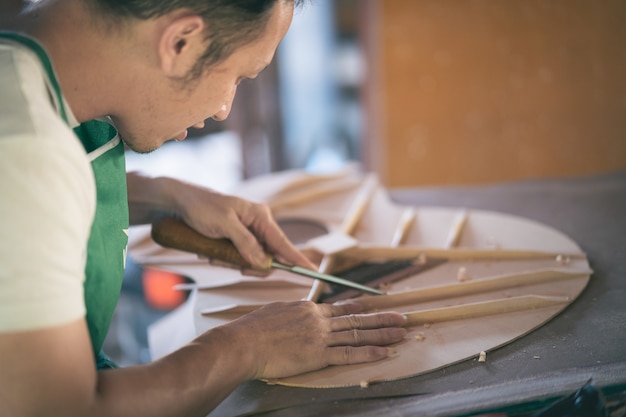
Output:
top-left (478, 351), bottom-right (487, 363)
top-left (387, 348), bottom-right (399, 358)
top-left (414, 332), bottom-right (426, 341)
top-left (556, 254), bottom-right (571, 265)
top-left (360, 380), bottom-right (369, 388)
top-left (457, 267), bottom-right (471, 282)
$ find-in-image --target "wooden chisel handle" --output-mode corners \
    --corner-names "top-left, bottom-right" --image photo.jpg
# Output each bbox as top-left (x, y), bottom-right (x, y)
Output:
top-left (151, 217), bottom-right (271, 270)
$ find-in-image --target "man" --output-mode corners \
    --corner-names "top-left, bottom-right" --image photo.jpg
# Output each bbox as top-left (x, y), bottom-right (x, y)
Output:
top-left (0, 1), bottom-right (407, 415)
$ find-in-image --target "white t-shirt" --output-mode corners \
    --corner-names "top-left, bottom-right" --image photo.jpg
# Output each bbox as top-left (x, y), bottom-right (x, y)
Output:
top-left (0, 38), bottom-right (96, 331)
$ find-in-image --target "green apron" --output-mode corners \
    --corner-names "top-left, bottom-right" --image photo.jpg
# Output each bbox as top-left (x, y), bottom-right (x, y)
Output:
top-left (74, 120), bottom-right (129, 369)
top-left (0, 33), bottom-right (129, 368)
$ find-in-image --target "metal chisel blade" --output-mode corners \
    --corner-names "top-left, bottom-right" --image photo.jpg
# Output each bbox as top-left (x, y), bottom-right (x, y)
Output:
top-left (271, 261), bottom-right (385, 296)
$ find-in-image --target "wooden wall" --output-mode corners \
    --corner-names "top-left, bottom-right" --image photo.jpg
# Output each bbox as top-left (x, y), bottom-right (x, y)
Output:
top-left (361, 0), bottom-right (626, 187)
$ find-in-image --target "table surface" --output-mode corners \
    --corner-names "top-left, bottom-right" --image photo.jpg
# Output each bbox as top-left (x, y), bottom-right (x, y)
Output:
top-left (181, 169), bottom-right (626, 417)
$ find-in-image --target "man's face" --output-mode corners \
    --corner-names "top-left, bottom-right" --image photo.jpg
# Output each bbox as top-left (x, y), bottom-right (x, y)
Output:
top-left (114, 1), bottom-right (293, 153)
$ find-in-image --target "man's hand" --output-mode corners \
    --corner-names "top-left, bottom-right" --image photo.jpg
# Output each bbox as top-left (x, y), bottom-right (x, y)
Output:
top-left (178, 186), bottom-right (316, 270)
top-left (127, 173), bottom-right (317, 270)
top-left (202, 301), bottom-right (407, 381)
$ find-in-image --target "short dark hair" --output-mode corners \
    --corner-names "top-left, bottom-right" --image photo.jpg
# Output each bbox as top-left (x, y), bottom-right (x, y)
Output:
top-left (88, 0), bottom-right (304, 79)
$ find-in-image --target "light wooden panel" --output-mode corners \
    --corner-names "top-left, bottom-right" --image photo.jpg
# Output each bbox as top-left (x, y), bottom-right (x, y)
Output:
top-left (361, 0), bottom-right (626, 187)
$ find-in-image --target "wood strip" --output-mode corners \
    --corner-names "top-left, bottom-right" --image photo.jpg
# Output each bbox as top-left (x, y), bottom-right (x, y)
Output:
top-left (305, 174), bottom-right (379, 301)
top-left (201, 268), bottom-right (589, 316)
top-left (357, 268), bottom-right (589, 311)
top-left (340, 173), bottom-right (379, 235)
top-left (269, 176), bottom-right (360, 211)
top-left (445, 209), bottom-right (468, 248)
top-left (403, 295), bottom-right (570, 326)
top-left (318, 208), bottom-right (426, 303)
top-left (339, 245), bottom-right (586, 262)
top-left (390, 207), bottom-right (416, 247)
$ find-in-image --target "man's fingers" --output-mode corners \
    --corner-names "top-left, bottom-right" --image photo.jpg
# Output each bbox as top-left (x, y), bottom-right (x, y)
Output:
top-left (323, 301), bottom-right (363, 317)
top-left (238, 301), bottom-right (408, 380)
top-left (328, 327), bottom-right (407, 347)
top-left (325, 345), bottom-right (392, 366)
top-left (260, 227), bottom-right (318, 270)
top-left (329, 311), bottom-right (407, 331)
top-left (247, 204), bottom-right (318, 270)
top-left (227, 222), bottom-right (271, 269)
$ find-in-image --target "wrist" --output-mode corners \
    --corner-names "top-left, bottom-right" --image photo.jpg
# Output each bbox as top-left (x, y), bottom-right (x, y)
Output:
top-left (195, 324), bottom-right (259, 383)
top-left (151, 176), bottom-right (183, 217)
top-left (127, 173), bottom-right (183, 224)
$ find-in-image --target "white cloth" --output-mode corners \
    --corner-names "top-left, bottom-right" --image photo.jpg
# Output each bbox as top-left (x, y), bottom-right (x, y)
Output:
top-left (0, 38), bottom-right (95, 331)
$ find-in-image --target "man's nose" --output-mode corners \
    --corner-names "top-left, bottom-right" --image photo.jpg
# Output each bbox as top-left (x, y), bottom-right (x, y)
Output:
top-left (211, 103), bottom-right (231, 121)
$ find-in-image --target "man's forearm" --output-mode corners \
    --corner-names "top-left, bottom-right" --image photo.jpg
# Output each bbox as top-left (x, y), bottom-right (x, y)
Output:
top-left (126, 172), bottom-right (182, 225)
top-left (93, 325), bottom-right (252, 417)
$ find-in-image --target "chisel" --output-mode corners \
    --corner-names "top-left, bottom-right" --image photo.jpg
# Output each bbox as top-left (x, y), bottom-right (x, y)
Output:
top-left (151, 216), bottom-right (384, 296)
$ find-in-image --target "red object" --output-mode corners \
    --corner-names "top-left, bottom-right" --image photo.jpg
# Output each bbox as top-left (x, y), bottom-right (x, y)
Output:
top-left (142, 268), bottom-right (187, 310)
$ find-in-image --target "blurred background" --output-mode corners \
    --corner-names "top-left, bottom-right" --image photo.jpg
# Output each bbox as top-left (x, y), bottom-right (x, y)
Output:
top-left (106, 0), bottom-right (626, 365)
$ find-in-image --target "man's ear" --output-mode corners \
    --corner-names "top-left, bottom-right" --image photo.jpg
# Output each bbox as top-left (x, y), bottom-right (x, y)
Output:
top-left (158, 15), bottom-right (205, 77)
